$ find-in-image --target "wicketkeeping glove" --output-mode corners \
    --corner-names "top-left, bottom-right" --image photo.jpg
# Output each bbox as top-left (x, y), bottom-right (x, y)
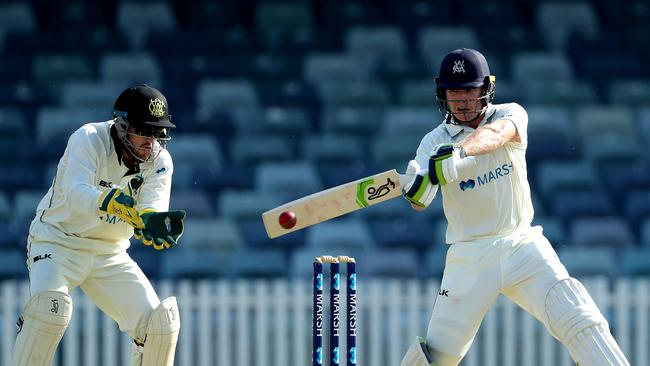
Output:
top-left (98, 176), bottom-right (145, 229)
top-left (429, 144), bottom-right (461, 185)
top-left (402, 160), bottom-right (437, 208)
top-left (134, 210), bottom-right (186, 250)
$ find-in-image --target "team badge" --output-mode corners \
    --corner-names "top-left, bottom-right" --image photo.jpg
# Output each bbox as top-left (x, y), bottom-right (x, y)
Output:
top-left (149, 98), bottom-right (166, 118)
top-left (452, 60), bottom-right (466, 74)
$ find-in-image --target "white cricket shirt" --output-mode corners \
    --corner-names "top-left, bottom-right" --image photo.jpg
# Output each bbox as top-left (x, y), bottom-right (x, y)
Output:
top-left (413, 103), bottom-right (532, 243)
top-left (31, 121), bottom-right (173, 253)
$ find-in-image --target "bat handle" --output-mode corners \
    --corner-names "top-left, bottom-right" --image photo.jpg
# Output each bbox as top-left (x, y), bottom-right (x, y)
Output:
top-left (398, 174), bottom-right (409, 188)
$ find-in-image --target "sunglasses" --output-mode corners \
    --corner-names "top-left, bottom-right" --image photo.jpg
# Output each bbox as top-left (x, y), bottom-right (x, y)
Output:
top-left (130, 125), bottom-right (169, 139)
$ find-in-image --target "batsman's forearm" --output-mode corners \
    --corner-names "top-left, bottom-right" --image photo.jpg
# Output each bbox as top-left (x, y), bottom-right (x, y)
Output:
top-left (459, 123), bottom-right (511, 156)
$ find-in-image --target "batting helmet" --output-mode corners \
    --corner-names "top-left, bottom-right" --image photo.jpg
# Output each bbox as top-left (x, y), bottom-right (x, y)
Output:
top-left (434, 48), bottom-right (496, 124)
top-left (112, 85), bottom-right (175, 162)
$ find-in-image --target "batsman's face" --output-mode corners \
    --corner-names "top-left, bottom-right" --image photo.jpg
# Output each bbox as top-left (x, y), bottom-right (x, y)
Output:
top-left (126, 126), bottom-right (155, 160)
top-left (445, 88), bottom-right (483, 123)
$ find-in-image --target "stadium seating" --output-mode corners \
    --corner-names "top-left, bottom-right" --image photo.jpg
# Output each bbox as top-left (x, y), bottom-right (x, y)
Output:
top-left (417, 26), bottom-right (481, 69)
top-left (4, 0), bottom-right (650, 281)
top-left (0, 249), bottom-right (29, 279)
top-left (218, 190), bottom-right (280, 222)
top-left (160, 248), bottom-right (227, 279)
top-left (302, 134), bottom-right (364, 164)
top-left (14, 190), bottom-right (44, 224)
top-left (32, 54), bottom-right (93, 90)
top-left (170, 190), bottom-right (213, 219)
top-left (550, 190), bottom-right (616, 226)
top-left (346, 27), bottom-right (407, 64)
top-left (575, 106), bottom-right (635, 138)
top-left (623, 190), bottom-right (650, 231)
top-left (0, 3), bottom-right (36, 34)
top-left (99, 53), bottom-right (163, 86)
top-left (0, 192), bottom-right (9, 221)
top-left (569, 217), bottom-right (635, 248)
top-left (371, 134), bottom-right (423, 171)
top-left (368, 218), bottom-right (435, 251)
top-left (230, 135), bottom-right (294, 166)
top-left (227, 249), bottom-right (288, 279)
top-left (36, 107), bottom-right (99, 146)
top-left (180, 218), bottom-right (244, 252)
top-left (116, 1), bottom-right (177, 50)
top-left (255, 161), bottom-right (322, 202)
top-left (511, 52), bottom-right (574, 85)
top-left (0, 108), bottom-right (28, 139)
top-left (321, 106), bottom-right (382, 136)
top-left (382, 107), bottom-right (438, 136)
top-left (305, 219), bottom-right (375, 252)
top-left (620, 248), bottom-right (650, 276)
top-left (558, 247), bottom-right (618, 278)
top-left (535, 1), bottom-right (599, 51)
top-left (608, 81), bottom-right (650, 106)
top-left (304, 54), bottom-right (369, 85)
top-left (425, 244), bottom-right (449, 279)
top-left (536, 161), bottom-right (601, 199)
top-left (128, 245), bottom-right (162, 279)
top-left (398, 79), bottom-right (436, 107)
top-left (531, 216), bottom-right (566, 247)
top-left (166, 134), bottom-right (224, 167)
top-left (61, 81), bottom-right (127, 109)
top-left (358, 248), bottom-right (420, 278)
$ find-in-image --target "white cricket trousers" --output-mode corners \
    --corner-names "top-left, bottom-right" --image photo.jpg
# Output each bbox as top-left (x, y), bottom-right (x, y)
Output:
top-left (426, 225), bottom-right (569, 359)
top-left (27, 241), bottom-right (160, 341)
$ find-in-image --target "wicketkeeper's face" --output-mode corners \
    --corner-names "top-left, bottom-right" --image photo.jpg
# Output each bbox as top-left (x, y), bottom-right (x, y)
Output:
top-left (126, 126), bottom-right (156, 160)
top-left (445, 87), bottom-right (483, 123)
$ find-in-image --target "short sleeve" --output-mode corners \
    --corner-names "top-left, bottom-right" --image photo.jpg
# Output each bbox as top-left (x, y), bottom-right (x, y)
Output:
top-left (499, 103), bottom-right (528, 147)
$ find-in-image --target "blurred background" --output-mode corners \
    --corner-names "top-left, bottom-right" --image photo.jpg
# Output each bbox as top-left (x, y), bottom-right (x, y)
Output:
top-left (0, 0), bottom-right (649, 365)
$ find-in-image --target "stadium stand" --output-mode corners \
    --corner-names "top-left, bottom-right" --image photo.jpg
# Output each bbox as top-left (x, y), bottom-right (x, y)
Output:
top-left (2, 0), bottom-right (649, 281)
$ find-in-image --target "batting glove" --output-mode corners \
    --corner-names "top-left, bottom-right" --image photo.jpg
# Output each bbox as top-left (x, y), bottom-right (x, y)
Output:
top-left (402, 160), bottom-right (437, 208)
top-left (429, 144), bottom-right (463, 185)
top-left (134, 209), bottom-right (186, 250)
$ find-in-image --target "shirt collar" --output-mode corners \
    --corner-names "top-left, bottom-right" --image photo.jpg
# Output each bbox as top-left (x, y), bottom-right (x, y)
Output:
top-left (443, 104), bottom-right (496, 137)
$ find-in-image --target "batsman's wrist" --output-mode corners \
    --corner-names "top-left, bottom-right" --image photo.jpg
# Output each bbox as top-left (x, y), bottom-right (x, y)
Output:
top-left (454, 144), bottom-right (468, 159)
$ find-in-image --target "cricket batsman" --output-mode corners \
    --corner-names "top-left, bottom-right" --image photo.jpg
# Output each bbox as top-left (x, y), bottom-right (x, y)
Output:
top-left (400, 49), bottom-right (629, 365)
top-left (12, 84), bottom-right (186, 366)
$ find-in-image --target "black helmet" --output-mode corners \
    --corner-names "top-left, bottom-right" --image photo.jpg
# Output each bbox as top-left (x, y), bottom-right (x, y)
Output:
top-left (112, 85), bottom-right (175, 162)
top-left (113, 84), bottom-right (175, 130)
top-left (434, 48), bottom-right (496, 124)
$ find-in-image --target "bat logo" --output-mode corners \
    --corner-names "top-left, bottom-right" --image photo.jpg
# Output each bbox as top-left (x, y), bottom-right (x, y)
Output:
top-left (51, 299), bottom-right (59, 314)
top-left (356, 177), bottom-right (396, 207)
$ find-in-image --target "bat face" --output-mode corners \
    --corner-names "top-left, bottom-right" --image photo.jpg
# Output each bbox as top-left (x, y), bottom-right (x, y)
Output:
top-left (262, 170), bottom-right (403, 238)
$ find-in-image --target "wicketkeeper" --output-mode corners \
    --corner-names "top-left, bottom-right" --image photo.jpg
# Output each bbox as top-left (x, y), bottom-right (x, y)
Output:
top-left (401, 49), bottom-right (629, 366)
top-left (12, 85), bottom-right (186, 366)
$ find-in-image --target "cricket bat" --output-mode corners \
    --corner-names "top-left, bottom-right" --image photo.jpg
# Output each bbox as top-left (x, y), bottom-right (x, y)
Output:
top-left (262, 169), bottom-right (407, 238)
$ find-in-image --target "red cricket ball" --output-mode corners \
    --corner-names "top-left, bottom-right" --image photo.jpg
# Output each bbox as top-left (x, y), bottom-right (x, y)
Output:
top-left (278, 211), bottom-right (297, 229)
